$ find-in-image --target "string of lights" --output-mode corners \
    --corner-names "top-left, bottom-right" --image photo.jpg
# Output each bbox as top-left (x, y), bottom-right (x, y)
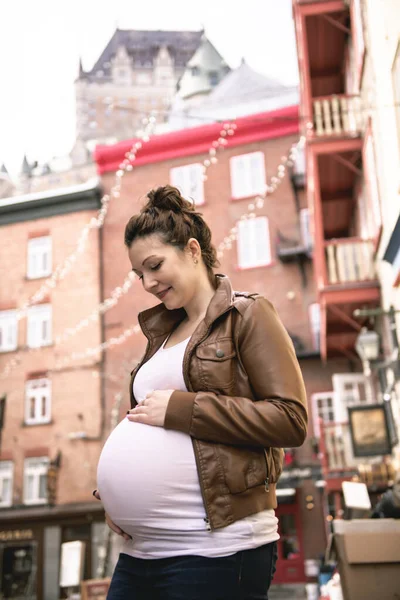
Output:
top-left (15, 116), bottom-right (157, 321)
top-left (0, 121), bottom-right (238, 378)
top-left (51, 134), bottom-right (304, 371)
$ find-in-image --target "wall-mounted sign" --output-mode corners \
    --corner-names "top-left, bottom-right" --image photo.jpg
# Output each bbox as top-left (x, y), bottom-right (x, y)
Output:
top-left (348, 404), bottom-right (394, 457)
top-left (60, 541), bottom-right (85, 588)
top-left (0, 529), bottom-right (34, 542)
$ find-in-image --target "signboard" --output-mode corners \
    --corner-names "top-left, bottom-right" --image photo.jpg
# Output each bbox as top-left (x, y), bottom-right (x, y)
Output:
top-left (81, 578), bottom-right (111, 600)
top-left (60, 541), bottom-right (85, 588)
top-left (342, 481), bottom-right (371, 510)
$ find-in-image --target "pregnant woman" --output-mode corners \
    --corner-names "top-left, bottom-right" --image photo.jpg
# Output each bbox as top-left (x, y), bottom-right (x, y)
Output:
top-left (95, 185), bottom-right (308, 600)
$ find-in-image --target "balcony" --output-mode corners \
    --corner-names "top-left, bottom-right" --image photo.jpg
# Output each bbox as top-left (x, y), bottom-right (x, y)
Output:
top-left (325, 238), bottom-right (375, 286)
top-left (312, 95), bottom-right (363, 139)
top-left (319, 420), bottom-right (396, 492)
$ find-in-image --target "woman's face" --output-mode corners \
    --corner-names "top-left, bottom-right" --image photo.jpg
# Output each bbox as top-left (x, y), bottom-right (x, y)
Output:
top-left (128, 234), bottom-right (199, 310)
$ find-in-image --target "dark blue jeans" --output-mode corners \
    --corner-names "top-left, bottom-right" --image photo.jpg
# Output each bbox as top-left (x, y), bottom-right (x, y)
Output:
top-left (107, 541), bottom-right (277, 600)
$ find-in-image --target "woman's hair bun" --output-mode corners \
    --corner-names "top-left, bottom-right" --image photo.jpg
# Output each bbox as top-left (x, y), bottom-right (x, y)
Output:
top-left (144, 185), bottom-right (194, 214)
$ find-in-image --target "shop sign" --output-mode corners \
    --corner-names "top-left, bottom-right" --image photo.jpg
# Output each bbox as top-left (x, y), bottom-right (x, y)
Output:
top-left (0, 529), bottom-right (34, 541)
top-left (81, 578), bottom-right (111, 600)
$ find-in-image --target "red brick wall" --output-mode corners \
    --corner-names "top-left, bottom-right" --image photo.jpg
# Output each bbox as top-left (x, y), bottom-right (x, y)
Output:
top-left (99, 133), bottom-right (345, 447)
top-left (0, 210), bottom-right (103, 505)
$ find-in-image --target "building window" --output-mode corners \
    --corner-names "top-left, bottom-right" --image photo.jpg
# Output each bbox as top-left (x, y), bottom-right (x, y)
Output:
top-left (350, 0), bottom-right (366, 89)
top-left (24, 457), bottom-right (49, 505)
top-left (208, 71), bottom-right (219, 86)
top-left (25, 378), bottom-right (51, 425)
top-left (230, 152), bottom-right (266, 200)
top-left (191, 66), bottom-right (200, 77)
top-left (27, 304), bottom-right (52, 348)
top-left (27, 236), bottom-right (52, 279)
top-left (237, 217), bottom-right (271, 269)
top-left (0, 310), bottom-right (18, 353)
top-left (136, 72), bottom-right (151, 85)
top-left (0, 461), bottom-right (13, 507)
top-left (311, 392), bottom-right (337, 439)
top-left (392, 41), bottom-right (400, 146)
top-left (308, 303), bottom-right (321, 351)
top-left (170, 163), bottom-right (205, 206)
top-left (332, 373), bottom-right (370, 421)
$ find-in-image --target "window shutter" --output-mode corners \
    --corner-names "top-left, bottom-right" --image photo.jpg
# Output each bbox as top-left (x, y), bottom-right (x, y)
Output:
top-left (27, 305), bottom-right (52, 348)
top-left (0, 310), bottom-right (18, 352)
top-left (230, 152), bottom-right (266, 199)
top-left (170, 164), bottom-right (204, 205)
top-left (27, 237), bottom-right (52, 279)
top-left (237, 217), bottom-right (271, 269)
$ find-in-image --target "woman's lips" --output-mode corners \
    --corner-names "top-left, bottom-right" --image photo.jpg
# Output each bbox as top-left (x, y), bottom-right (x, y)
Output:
top-left (157, 287), bottom-right (172, 300)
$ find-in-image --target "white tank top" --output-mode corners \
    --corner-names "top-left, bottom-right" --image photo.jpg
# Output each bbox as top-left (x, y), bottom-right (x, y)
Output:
top-left (97, 336), bottom-right (279, 559)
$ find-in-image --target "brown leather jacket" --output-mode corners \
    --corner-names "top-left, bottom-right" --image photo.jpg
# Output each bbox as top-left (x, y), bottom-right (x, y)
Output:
top-left (129, 275), bottom-right (308, 530)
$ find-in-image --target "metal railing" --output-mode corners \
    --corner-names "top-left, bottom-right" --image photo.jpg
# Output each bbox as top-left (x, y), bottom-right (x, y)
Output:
top-left (325, 238), bottom-right (376, 285)
top-left (313, 95), bottom-right (363, 137)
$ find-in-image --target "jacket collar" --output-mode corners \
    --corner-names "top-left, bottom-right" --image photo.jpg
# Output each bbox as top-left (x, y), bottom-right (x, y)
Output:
top-left (137, 274), bottom-right (234, 341)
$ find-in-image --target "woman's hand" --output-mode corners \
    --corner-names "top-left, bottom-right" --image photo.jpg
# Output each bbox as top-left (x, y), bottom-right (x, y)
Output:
top-left (105, 512), bottom-right (132, 541)
top-left (126, 390), bottom-right (173, 427)
top-left (93, 490), bottom-right (132, 541)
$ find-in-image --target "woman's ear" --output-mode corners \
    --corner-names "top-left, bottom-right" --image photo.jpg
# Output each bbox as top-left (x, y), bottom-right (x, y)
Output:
top-left (187, 237), bottom-right (201, 261)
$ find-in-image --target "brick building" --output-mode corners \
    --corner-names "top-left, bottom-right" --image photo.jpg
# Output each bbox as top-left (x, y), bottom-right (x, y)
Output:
top-left (94, 106), bottom-right (353, 588)
top-left (292, 0), bottom-right (399, 527)
top-left (0, 181), bottom-right (108, 598)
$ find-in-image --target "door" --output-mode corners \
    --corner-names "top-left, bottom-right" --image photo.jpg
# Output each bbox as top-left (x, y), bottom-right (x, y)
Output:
top-left (273, 500), bottom-right (306, 584)
top-left (0, 542), bottom-right (38, 600)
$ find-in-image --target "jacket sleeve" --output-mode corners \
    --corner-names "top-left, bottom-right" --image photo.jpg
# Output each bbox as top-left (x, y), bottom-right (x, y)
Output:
top-left (164, 297), bottom-right (308, 448)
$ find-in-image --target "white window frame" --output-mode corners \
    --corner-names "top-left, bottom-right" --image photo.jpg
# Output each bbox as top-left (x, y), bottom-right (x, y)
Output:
top-left (332, 373), bottom-right (371, 422)
top-left (25, 378), bottom-right (51, 425)
top-left (23, 457), bottom-right (49, 505)
top-left (237, 217), bottom-right (272, 270)
top-left (170, 163), bottom-right (205, 206)
top-left (0, 461), bottom-right (14, 507)
top-left (27, 236), bottom-right (52, 279)
top-left (230, 151), bottom-right (266, 200)
top-left (27, 304), bottom-right (52, 348)
top-left (0, 310), bottom-right (18, 353)
top-left (300, 208), bottom-right (313, 250)
top-left (308, 303), bottom-right (321, 351)
top-left (311, 392), bottom-right (338, 438)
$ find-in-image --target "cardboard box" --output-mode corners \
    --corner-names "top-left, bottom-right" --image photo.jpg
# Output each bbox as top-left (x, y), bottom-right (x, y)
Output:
top-left (326, 520), bottom-right (400, 600)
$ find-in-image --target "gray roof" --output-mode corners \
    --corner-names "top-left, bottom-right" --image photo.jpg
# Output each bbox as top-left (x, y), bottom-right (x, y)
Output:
top-left (205, 60), bottom-right (297, 105)
top-left (82, 28), bottom-right (204, 81)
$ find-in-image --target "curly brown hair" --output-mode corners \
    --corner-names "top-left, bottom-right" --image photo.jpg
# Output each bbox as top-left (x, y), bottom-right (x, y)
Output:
top-left (124, 185), bottom-right (219, 283)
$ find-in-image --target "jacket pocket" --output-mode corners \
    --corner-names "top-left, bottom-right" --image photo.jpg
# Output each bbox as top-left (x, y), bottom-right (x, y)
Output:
top-left (216, 445), bottom-right (267, 494)
top-left (264, 448), bottom-right (284, 484)
top-left (196, 338), bottom-right (236, 391)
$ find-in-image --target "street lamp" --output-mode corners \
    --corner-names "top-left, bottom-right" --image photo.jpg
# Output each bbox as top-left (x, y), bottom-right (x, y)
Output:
top-left (355, 327), bottom-right (380, 363)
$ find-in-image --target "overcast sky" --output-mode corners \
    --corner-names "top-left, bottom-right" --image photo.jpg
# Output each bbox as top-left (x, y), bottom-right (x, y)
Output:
top-left (0, 0), bottom-right (299, 176)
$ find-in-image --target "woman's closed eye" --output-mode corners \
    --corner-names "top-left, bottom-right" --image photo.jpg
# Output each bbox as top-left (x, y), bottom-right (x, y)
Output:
top-left (150, 262), bottom-right (162, 272)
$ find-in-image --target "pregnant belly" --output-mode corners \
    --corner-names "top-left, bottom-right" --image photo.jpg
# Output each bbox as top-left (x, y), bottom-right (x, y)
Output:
top-left (97, 417), bottom-right (205, 533)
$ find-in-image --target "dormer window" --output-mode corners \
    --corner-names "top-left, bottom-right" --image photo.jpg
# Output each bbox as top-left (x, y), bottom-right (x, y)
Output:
top-left (209, 71), bottom-right (219, 86)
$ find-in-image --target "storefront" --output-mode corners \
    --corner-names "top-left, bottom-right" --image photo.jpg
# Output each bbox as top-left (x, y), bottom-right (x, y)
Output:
top-left (0, 502), bottom-right (105, 600)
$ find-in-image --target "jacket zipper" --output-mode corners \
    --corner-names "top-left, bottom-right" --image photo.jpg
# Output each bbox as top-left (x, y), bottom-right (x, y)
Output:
top-left (182, 306), bottom-right (234, 531)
